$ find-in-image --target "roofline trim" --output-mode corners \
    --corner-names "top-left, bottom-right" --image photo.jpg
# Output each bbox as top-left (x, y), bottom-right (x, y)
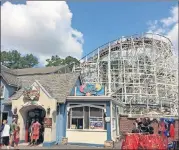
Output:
top-left (66, 96), bottom-right (111, 100)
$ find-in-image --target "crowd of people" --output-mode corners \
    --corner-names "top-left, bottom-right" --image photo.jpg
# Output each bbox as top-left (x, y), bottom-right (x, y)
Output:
top-left (121, 117), bottom-right (176, 149)
top-left (131, 117), bottom-right (155, 134)
top-left (0, 118), bottom-right (41, 149)
top-left (0, 118), bottom-right (20, 149)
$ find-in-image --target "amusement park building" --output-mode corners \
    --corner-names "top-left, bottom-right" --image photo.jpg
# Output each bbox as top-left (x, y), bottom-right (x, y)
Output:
top-left (0, 64), bottom-right (122, 147)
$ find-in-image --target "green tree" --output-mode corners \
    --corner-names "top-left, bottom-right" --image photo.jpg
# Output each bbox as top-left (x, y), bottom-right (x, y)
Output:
top-left (23, 54), bottom-right (39, 68)
top-left (46, 55), bottom-right (80, 69)
top-left (0, 50), bottom-right (39, 69)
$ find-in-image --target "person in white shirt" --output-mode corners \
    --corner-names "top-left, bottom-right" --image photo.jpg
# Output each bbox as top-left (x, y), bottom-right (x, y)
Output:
top-left (1, 120), bottom-right (10, 149)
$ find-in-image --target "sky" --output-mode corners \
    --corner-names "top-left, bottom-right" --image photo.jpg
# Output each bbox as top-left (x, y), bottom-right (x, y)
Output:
top-left (1, 0), bottom-right (178, 66)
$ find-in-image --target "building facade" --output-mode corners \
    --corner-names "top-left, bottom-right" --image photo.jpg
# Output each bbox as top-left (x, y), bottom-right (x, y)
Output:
top-left (0, 65), bottom-right (122, 147)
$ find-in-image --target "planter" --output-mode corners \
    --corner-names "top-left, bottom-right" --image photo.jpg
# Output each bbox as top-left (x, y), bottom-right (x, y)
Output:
top-left (61, 137), bottom-right (68, 145)
top-left (104, 140), bottom-right (114, 148)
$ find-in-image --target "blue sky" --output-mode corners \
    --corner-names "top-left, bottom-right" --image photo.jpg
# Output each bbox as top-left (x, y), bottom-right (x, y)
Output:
top-left (67, 1), bottom-right (177, 56)
top-left (1, 1), bottom-right (178, 66)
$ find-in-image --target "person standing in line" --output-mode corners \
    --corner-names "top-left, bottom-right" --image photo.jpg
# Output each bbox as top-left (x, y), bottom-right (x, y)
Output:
top-left (29, 119), bottom-right (35, 146)
top-left (31, 119), bottom-right (41, 146)
top-left (1, 120), bottom-right (10, 149)
top-left (9, 118), bottom-right (18, 148)
top-left (13, 125), bottom-right (20, 150)
top-left (0, 120), bottom-right (5, 149)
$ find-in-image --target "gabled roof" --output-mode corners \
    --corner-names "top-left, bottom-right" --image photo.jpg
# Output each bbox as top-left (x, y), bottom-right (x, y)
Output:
top-left (1, 64), bottom-right (80, 103)
top-left (10, 73), bottom-right (80, 103)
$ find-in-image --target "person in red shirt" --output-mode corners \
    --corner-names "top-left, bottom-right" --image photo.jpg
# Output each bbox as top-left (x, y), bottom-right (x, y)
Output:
top-left (14, 125), bottom-right (20, 150)
top-left (169, 119), bottom-right (175, 141)
top-left (31, 119), bottom-right (41, 145)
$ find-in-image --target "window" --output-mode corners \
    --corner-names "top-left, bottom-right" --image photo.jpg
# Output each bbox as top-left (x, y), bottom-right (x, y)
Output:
top-left (68, 105), bottom-right (106, 130)
top-left (0, 84), bottom-right (5, 98)
top-left (89, 107), bottom-right (103, 129)
top-left (71, 107), bottom-right (83, 129)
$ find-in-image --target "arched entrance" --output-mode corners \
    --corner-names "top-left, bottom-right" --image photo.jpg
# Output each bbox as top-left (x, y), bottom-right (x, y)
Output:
top-left (20, 105), bottom-right (46, 144)
top-left (26, 108), bottom-right (46, 144)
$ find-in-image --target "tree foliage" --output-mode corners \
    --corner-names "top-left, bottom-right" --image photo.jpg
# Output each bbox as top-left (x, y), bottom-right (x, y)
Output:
top-left (46, 55), bottom-right (80, 68)
top-left (1, 50), bottom-right (39, 69)
top-left (1, 50), bottom-right (79, 70)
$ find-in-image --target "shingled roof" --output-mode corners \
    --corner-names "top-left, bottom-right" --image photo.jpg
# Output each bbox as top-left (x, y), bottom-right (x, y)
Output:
top-left (1, 64), bottom-right (70, 86)
top-left (1, 65), bottom-right (19, 87)
top-left (10, 73), bottom-right (80, 103)
top-left (13, 65), bottom-right (70, 76)
top-left (1, 64), bottom-right (80, 103)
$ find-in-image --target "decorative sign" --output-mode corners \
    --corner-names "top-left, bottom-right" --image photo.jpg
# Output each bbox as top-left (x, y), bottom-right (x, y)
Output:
top-left (76, 83), bottom-right (105, 96)
top-left (71, 125), bottom-right (76, 129)
top-left (44, 118), bottom-right (52, 128)
top-left (105, 117), bottom-right (110, 122)
top-left (23, 83), bottom-right (40, 101)
top-left (90, 118), bottom-right (103, 129)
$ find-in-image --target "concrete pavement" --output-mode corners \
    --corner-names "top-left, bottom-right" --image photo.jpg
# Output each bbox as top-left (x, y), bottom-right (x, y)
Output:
top-left (1, 141), bottom-right (122, 149)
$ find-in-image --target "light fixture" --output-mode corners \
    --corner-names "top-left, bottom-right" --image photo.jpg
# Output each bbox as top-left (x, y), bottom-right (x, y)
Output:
top-left (47, 107), bottom-right (50, 115)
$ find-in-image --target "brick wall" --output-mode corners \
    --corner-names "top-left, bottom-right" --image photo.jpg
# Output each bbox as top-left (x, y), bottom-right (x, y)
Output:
top-left (119, 115), bottom-right (179, 140)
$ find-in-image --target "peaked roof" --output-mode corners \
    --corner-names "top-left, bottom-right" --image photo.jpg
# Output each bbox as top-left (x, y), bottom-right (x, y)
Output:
top-left (10, 73), bottom-right (80, 103)
top-left (1, 64), bottom-right (80, 103)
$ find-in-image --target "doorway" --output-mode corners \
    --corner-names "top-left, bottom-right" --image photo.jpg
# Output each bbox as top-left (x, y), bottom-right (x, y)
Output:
top-left (2, 112), bottom-right (8, 121)
top-left (26, 108), bottom-right (46, 144)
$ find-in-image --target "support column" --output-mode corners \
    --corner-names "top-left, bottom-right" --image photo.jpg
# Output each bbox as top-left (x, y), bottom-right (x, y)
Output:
top-left (62, 103), bottom-right (68, 145)
top-left (108, 43), bottom-right (111, 94)
top-left (104, 101), bottom-right (114, 148)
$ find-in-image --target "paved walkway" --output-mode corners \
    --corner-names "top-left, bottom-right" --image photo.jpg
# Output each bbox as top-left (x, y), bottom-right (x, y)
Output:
top-left (1, 141), bottom-right (122, 149)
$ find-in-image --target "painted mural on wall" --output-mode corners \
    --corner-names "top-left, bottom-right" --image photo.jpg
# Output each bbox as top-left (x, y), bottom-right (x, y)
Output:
top-left (23, 83), bottom-right (40, 101)
top-left (76, 83), bottom-right (105, 96)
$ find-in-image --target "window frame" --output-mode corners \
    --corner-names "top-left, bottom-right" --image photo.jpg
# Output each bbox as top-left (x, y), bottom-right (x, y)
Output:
top-left (67, 103), bottom-right (106, 131)
top-left (70, 107), bottom-right (84, 129)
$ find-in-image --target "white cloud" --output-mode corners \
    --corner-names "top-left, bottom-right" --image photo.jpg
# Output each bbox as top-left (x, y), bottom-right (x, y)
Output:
top-left (161, 6), bottom-right (178, 27)
top-left (1, 1), bottom-right (84, 66)
top-left (147, 5), bottom-right (178, 55)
